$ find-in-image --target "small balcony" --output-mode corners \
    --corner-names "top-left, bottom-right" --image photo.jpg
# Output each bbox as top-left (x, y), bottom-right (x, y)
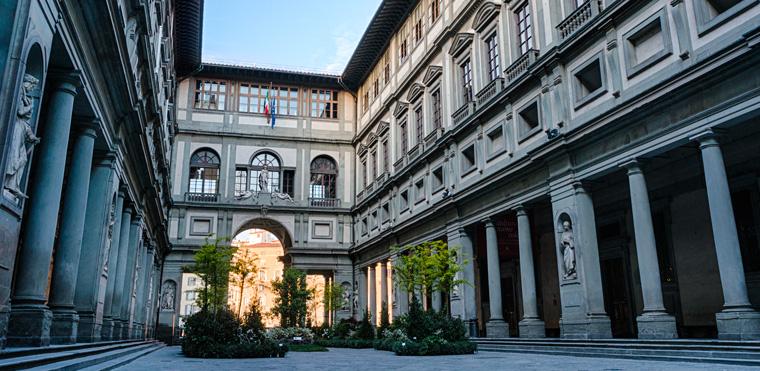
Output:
top-left (476, 77), bottom-right (505, 107)
top-left (184, 192), bottom-right (219, 203)
top-left (505, 49), bottom-right (540, 83)
top-left (309, 198), bottom-right (341, 208)
top-left (452, 101), bottom-right (476, 127)
top-left (557, 0), bottom-right (602, 41)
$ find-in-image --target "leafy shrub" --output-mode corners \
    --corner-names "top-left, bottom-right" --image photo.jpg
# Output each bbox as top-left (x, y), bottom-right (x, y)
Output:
top-left (376, 304), bottom-right (390, 339)
top-left (182, 309), bottom-right (287, 358)
top-left (354, 309), bottom-right (375, 340)
top-left (394, 297), bottom-right (467, 342)
top-left (315, 338), bottom-right (375, 348)
top-left (267, 327), bottom-right (315, 344)
top-left (392, 337), bottom-right (477, 356)
top-left (332, 319), bottom-right (355, 339)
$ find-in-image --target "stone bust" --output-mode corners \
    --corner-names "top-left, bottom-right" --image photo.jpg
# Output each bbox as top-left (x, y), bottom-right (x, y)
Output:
top-left (4, 74), bottom-right (41, 200)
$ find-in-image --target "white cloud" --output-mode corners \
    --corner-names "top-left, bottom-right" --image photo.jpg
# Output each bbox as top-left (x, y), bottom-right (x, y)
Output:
top-left (323, 32), bottom-right (358, 74)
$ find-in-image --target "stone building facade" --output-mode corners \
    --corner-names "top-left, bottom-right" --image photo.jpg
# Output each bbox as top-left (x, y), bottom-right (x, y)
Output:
top-left (160, 64), bottom-right (356, 340)
top-left (344, 0), bottom-right (760, 340)
top-left (0, 0), bottom-right (202, 347)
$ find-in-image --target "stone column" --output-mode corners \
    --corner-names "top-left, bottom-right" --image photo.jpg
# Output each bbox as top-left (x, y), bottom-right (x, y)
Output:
top-left (133, 242), bottom-right (154, 339)
top-left (356, 268), bottom-right (367, 320)
top-left (455, 227), bottom-right (478, 336)
top-left (484, 218), bottom-right (509, 337)
top-left (693, 130), bottom-right (760, 340)
top-left (622, 160), bottom-right (677, 338)
top-left (516, 207), bottom-right (545, 338)
top-left (392, 255), bottom-right (409, 316)
top-left (47, 123), bottom-right (99, 344)
top-left (101, 188), bottom-right (125, 340)
top-left (368, 265), bottom-right (377, 325)
top-left (379, 261), bottom-right (388, 322)
top-left (111, 206), bottom-right (134, 339)
top-left (121, 217), bottom-right (143, 339)
top-left (75, 152), bottom-right (117, 343)
top-left (8, 74), bottom-right (79, 347)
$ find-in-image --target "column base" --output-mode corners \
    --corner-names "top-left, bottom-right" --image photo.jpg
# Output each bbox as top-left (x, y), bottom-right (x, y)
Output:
top-left (101, 317), bottom-right (116, 340)
top-left (50, 309), bottom-right (79, 344)
top-left (76, 313), bottom-right (101, 343)
top-left (0, 307), bottom-right (9, 348)
top-left (716, 309), bottom-right (760, 340)
top-left (120, 321), bottom-right (130, 340)
top-left (560, 314), bottom-right (612, 339)
top-left (132, 323), bottom-right (143, 339)
top-left (112, 320), bottom-right (125, 340)
top-left (465, 319), bottom-right (478, 338)
top-left (636, 313), bottom-right (677, 339)
top-left (518, 318), bottom-right (546, 338)
top-left (486, 319), bottom-right (510, 338)
top-left (7, 304), bottom-right (52, 347)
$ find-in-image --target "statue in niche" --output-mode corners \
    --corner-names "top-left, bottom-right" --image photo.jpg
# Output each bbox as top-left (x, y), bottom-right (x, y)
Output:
top-left (258, 166), bottom-right (269, 193)
top-left (341, 282), bottom-right (351, 311)
top-left (560, 220), bottom-right (577, 280)
top-left (102, 199), bottom-right (117, 273)
top-left (160, 281), bottom-right (176, 310)
top-left (4, 74), bottom-right (41, 199)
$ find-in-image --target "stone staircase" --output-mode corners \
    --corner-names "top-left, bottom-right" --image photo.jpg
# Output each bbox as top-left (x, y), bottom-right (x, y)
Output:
top-left (472, 338), bottom-right (760, 366)
top-left (0, 340), bottom-right (163, 370)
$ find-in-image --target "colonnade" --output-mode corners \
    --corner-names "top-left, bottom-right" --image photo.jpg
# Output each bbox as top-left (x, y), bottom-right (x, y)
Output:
top-left (6, 74), bottom-right (161, 346)
top-left (355, 129), bottom-right (760, 340)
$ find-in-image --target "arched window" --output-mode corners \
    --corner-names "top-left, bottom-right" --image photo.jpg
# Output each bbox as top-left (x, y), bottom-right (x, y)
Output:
top-left (310, 156), bottom-right (337, 199)
top-left (189, 149), bottom-right (220, 194)
top-left (250, 151), bottom-right (281, 193)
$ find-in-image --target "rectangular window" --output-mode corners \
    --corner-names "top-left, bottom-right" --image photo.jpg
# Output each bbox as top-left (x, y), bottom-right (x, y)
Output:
top-left (414, 19), bottom-right (424, 43)
top-left (486, 33), bottom-right (501, 81)
top-left (460, 59), bottom-right (473, 103)
top-left (282, 170), bottom-right (295, 197)
top-left (461, 144), bottom-right (476, 174)
top-left (415, 105), bottom-right (424, 145)
top-left (310, 89), bottom-right (339, 119)
top-left (238, 84), bottom-right (298, 116)
top-left (370, 151), bottom-right (377, 181)
top-left (431, 0), bottom-right (441, 21)
top-left (516, 3), bottom-right (534, 55)
top-left (415, 179), bottom-right (425, 203)
top-left (432, 89), bottom-right (442, 130)
top-left (194, 80), bottom-right (226, 110)
top-left (382, 140), bottom-right (389, 173)
top-left (382, 203), bottom-right (390, 222)
top-left (432, 166), bottom-right (444, 191)
top-left (399, 39), bottom-right (409, 64)
top-left (400, 189), bottom-right (410, 211)
top-left (361, 158), bottom-right (368, 188)
top-left (235, 168), bottom-right (248, 196)
top-left (373, 78), bottom-right (380, 98)
top-left (518, 100), bottom-right (541, 140)
top-left (363, 91), bottom-right (370, 113)
top-left (399, 120), bottom-right (408, 154)
top-left (384, 56), bottom-right (391, 85)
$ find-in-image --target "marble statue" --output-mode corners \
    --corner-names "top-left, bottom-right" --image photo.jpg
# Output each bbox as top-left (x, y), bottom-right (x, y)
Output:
top-left (160, 281), bottom-right (176, 310)
top-left (258, 166), bottom-right (269, 193)
top-left (235, 191), bottom-right (254, 200)
top-left (341, 282), bottom-right (351, 310)
top-left (271, 192), bottom-right (295, 203)
top-left (560, 220), bottom-right (577, 280)
top-left (4, 74), bottom-right (41, 199)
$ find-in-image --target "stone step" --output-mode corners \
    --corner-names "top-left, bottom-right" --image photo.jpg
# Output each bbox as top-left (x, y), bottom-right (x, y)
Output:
top-left (473, 338), bottom-right (760, 366)
top-left (0, 340), bottom-right (156, 370)
top-left (0, 340), bottom-right (143, 360)
top-left (77, 343), bottom-right (164, 371)
top-left (477, 346), bottom-right (760, 367)
top-left (472, 338), bottom-right (760, 352)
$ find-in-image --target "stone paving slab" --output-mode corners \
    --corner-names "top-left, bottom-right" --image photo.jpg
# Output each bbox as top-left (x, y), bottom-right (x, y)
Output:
top-left (118, 346), bottom-right (757, 371)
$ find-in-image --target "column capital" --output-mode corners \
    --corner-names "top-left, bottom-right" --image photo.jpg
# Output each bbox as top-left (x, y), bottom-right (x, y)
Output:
top-left (47, 70), bottom-right (82, 95)
top-left (482, 218), bottom-right (496, 228)
top-left (690, 128), bottom-right (726, 148)
top-left (572, 180), bottom-right (596, 194)
top-left (515, 205), bottom-right (528, 216)
top-left (619, 158), bottom-right (645, 175)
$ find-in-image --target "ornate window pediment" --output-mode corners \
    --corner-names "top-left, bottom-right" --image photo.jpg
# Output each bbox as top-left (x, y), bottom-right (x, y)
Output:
top-left (472, 2), bottom-right (501, 33)
top-left (376, 121), bottom-right (390, 136)
top-left (393, 101), bottom-right (409, 118)
top-left (358, 143), bottom-right (368, 156)
top-left (367, 132), bottom-right (378, 145)
top-left (407, 83), bottom-right (425, 102)
top-left (422, 65), bottom-right (443, 86)
top-left (448, 33), bottom-right (474, 57)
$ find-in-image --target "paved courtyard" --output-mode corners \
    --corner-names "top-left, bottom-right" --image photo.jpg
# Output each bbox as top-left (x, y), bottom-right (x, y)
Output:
top-left (120, 346), bottom-right (754, 370)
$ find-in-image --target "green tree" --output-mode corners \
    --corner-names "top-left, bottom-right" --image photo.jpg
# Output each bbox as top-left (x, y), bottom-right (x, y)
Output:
top-left (183, 236), bottom-right (235, 315)
top-left (323, 281), bottom-right (345, 326)
top-left (271, 267), bottom-right (312, 327)
top-left (377, 302), bottom-right (390, 338)
top-left (230, 249), bottom-right (258, 318)
top-left (242, 300), bottom-right (266, 341)
top-left (391, 240), bottom-right (468, 316)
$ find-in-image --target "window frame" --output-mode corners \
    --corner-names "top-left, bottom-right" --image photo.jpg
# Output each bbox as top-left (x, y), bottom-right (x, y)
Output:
top-left (310, 89), bottom-right (339, 119)
top-left (309, 155), bottom-right (338, 200)
top-left (459, 142), bottom-right (477, 176)
top-left (238, 83), bottom-right (299, 116)
top-left (693, 0), bottom-right (755, 36)
top-left (515, 2), bottom-right (534, 55)
top-left (516, 98), bottom-right (542, 143)
top-left (622, 10), bottom-right (673, 79)
top-left (572, 52), bottom-right (608, 109)
top-left (188, 149), bottom-right (221, 195)
top-left (193, 79), bottom-right (227, 111)
top-left (485, 31), bottom-right (501, 81)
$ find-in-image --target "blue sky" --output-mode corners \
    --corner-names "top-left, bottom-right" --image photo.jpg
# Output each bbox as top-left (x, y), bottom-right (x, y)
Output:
top-left (202, 0), bottom-right (381, 74)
